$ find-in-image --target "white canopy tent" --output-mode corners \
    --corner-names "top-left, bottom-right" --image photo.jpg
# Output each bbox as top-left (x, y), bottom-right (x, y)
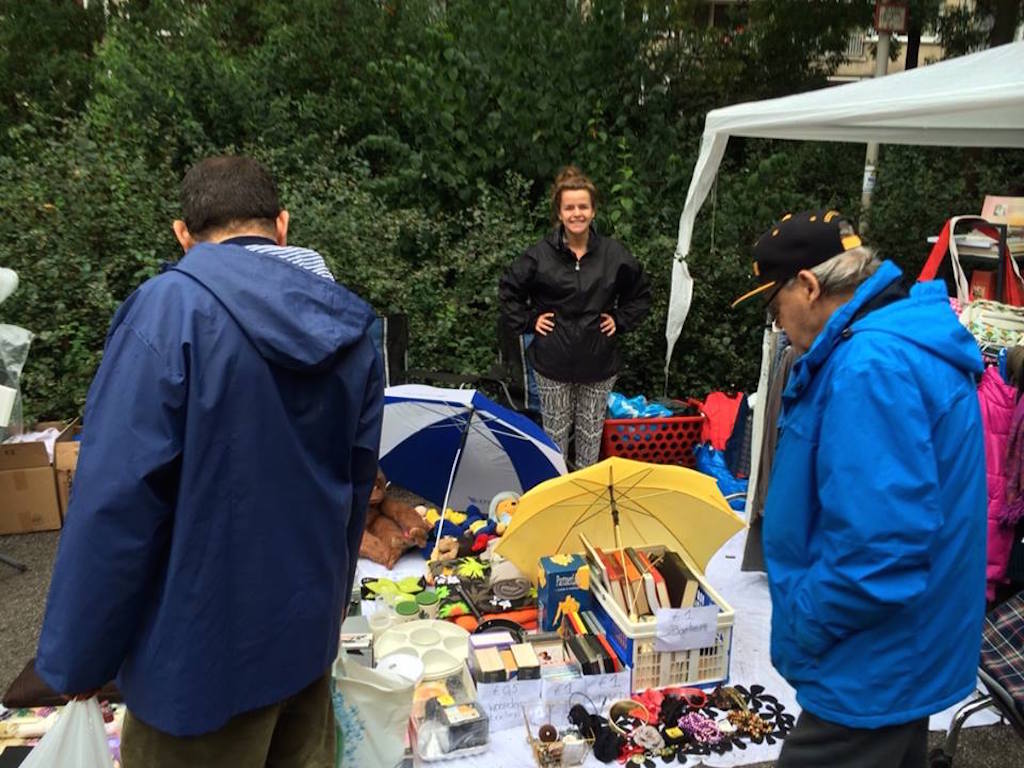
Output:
top-left (664, 41), bottom-right (1024, 521)
top-left (664, 40), bottom-right (1024, 373)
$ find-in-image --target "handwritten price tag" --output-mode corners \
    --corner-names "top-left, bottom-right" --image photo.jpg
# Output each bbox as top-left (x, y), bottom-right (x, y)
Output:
top-left (540, 669), bottom-right (631, 706)
top-left (654, 605), bottom-right (719, 652)
top-left (476, 678), bottom-right (542, 732)
top-left (579, 669), bottom-right (631, 707)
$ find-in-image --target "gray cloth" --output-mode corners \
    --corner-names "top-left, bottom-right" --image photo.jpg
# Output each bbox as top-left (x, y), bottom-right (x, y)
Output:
top-left (754, 342), bottom-right (796, 518)
top-left (777, 710), bottom-right (927, 768)
top-left (742, 341), bottom-right (796, 573)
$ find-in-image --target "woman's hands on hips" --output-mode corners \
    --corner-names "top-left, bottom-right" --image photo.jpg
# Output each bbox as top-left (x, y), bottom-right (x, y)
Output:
top-left (535, 312), bottom-right (615, 336)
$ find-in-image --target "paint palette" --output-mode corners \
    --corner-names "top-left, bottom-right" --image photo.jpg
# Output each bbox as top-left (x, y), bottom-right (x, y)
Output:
top-left (375, 619), bottom-right (470, 680)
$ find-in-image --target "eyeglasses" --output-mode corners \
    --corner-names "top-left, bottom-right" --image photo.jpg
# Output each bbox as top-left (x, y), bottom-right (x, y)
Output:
top-left (765, 278), bottom-right (793, 328)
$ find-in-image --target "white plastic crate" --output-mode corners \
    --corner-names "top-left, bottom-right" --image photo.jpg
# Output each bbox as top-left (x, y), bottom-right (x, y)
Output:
top-left (590, 547), bottom-right (734, 691)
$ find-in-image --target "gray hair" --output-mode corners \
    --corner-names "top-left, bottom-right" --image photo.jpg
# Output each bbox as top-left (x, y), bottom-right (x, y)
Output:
top-left (809, 246), bottom-right (880, 296)
top-left (807, 221), bottom-right (880, 296)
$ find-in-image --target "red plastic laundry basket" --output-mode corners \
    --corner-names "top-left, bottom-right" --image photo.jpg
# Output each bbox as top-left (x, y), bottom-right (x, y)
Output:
top-left (600, 401), bottom-right (706, 468)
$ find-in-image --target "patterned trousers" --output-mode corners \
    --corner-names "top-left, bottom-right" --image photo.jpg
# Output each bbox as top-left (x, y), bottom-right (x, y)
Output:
top-left (534, 371), bottom-right (616, 469)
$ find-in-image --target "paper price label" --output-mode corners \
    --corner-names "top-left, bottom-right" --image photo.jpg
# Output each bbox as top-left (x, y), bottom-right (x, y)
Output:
top-left (476, 678), bottom-right (542, 732)
top-left (654, 605), bottom-right (719, 652)
top-left (540, 669), bottom-right (630, 708)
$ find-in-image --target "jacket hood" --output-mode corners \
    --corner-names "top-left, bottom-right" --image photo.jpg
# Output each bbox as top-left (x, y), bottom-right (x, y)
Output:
top-left (788, 261), bottom-right (983, 398)
top-left (172, 242), bottom-right (375, 371)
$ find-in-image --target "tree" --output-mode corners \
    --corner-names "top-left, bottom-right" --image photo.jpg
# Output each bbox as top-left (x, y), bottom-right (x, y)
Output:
top-left (0, 0), bottom-right (105, 149)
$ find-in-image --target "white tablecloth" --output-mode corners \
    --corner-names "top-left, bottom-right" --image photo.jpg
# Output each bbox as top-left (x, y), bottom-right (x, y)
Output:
top-left (355, 525), bottom-right (997, 767)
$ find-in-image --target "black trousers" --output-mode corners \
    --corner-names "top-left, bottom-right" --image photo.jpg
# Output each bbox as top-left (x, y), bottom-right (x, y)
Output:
top-left (777, 710), bottom-right (928, 768)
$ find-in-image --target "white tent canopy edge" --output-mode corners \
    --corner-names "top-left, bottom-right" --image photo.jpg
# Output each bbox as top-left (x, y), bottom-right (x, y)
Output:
top-left (664, 40), bottom-right (1024, 375)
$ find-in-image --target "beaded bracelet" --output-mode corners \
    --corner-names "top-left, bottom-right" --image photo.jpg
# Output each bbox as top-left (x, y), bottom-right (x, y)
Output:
top-left (677, 712), bottom-right (723, 744)
top-left (727, 709), bottom-right (773, 739)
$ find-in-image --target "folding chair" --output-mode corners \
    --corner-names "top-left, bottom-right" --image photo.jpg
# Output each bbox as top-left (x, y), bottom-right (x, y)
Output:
top-left (929, 591), bottom-right (1024, 767)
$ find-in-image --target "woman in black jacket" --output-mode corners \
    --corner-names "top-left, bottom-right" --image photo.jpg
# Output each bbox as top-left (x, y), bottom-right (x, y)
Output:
top-left (499, 166), bottom-right (651, 468)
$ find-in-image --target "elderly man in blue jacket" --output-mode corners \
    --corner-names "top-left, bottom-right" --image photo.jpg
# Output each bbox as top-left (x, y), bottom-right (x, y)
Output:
top-left (733, 210), bottom-right (986, 767)
top-left (35, 156), bottom-right (383, 767)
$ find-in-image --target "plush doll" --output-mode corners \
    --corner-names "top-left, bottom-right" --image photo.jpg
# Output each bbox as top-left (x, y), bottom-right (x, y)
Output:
top-left (419, 505), bottom-right (502, 560)
top-left (359, 469), bottom-right (431, 568)
top-left (429, 535), bottom-right (461, 565)
top-left (489, 492), bottom-right (520, 535)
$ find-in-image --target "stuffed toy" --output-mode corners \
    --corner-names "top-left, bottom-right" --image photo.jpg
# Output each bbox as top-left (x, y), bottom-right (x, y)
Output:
top-left (429, 535), bottom-right (460, 564)
top-left (489, 491), bottom-right (521, 535)
top-left (489, 493), bottom-right (520, 536)
top-left (419, 504), bottom-right (502, 560)
top-left (359, 469), bottom-right (431, 568)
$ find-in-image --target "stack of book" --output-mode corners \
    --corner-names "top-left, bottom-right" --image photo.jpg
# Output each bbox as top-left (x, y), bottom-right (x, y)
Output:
top-left (579, 534), bottom-right (700, 621)
top-left (559, 608), bottom-right (622, 675)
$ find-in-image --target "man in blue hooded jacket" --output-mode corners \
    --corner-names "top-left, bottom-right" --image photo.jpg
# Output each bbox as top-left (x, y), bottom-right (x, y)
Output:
top-left (733, 211), bottom-right (986, 767)
top-left (35, 156), bottom-right (383, 766)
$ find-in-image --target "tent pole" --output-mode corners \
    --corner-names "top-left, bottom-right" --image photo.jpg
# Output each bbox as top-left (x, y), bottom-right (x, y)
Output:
top-left (860, 30), bottom-right (892, 220)
top-left (433, 406), bottom-right (476, 553)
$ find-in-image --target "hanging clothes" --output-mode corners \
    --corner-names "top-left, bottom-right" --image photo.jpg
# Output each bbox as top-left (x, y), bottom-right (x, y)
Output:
top-left (701, 391), bottom-right (745, 450)
top-left (742, 343), bottom-right (796, 574)
top-left (723, 395), bottom-right (752, 478)
top-left (978, 366), bottom-right (1017, 602)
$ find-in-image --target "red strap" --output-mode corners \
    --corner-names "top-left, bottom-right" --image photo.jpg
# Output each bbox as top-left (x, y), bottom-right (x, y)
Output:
top-left (918, 219), bottom-right (952, 282)
top-left (918, 217), bottom-right (1023, 306)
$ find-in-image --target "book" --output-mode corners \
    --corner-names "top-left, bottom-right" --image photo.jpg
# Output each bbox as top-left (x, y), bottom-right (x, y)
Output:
top-left (593, 545), bottom-right (631, 616)
top-left (620, 547), bottom-right (652, 617)
top-left (579, 609), bottom-right (603, 635)
top-left (510, 643), bottom-right (541, 680)
top-left (625, 546), bottom-right (658, 610)
top-left (566, 634), bottom-right (603, 675)
top-left (592, 632), bottom-right (623, 672)
top-left (584, 634), bottom-right (617, 674)
top-left (659, 550), bottom-right (700, 608)
top-left (982, 195), bottom-right (1024, 227)
top-left (579, 533), bottom-right (610, 590)
top-left (581, 611), bottom-right (623, 672)
top-left (637, 549), bottom-right (672, 610)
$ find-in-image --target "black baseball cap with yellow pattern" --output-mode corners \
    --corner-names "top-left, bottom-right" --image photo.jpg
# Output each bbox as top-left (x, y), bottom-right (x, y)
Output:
top-left (731, 209), bottom-right (862, 308)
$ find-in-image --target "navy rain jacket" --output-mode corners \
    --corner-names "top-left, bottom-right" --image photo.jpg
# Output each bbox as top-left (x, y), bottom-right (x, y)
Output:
top-left (36, 242), bottom-right (383, 736)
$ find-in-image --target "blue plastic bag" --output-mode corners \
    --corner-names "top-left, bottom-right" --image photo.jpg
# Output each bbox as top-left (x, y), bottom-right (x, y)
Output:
top-left (694, 442), bottom-right (748, 511)
top-left (607, 392), bottom-right (673, 419)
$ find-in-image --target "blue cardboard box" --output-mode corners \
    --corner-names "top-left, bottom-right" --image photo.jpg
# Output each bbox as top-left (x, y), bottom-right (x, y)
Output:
top-left (537, 553), bottom-right (592, 632)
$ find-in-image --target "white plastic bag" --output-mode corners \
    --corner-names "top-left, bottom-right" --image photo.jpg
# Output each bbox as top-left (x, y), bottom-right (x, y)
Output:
top-left (332, 655), bottom-right (414, 768)
top-left (20, 698), bottom-right (112, 768)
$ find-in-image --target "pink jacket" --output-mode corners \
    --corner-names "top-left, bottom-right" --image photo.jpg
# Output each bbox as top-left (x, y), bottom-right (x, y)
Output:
top-left (977, 366), bottom-right (1017, 600)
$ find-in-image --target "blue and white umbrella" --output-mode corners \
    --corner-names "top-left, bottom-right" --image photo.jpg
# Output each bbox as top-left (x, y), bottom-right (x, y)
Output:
top-left (380, 385), bottom-right (567, 536)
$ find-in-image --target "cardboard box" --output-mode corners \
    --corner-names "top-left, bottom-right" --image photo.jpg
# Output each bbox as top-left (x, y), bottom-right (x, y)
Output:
top-left (53, 420), bottom-right (82, 520)
top-left (536, 553), bottom-right (592, 632)
top-left (0, 440), bottom-right (60, 534)
top-left (0, 420), bottom-right (81, 532)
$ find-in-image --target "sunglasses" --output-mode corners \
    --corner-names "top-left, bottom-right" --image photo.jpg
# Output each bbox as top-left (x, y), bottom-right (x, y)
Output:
top-left (663, 687), bottom-right (708, 709)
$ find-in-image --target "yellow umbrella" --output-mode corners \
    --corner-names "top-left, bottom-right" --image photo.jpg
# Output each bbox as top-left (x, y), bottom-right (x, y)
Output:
top-left (494, 456), bottom-right (745, 585)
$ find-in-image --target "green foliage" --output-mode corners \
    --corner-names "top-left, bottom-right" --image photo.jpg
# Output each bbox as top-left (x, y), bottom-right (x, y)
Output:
top-left (1, 0), bottom-right (1022, 423)
top-left (0, 0), bottom-right (105, 151)
top-left (0, 132), bottom-right (177, 417)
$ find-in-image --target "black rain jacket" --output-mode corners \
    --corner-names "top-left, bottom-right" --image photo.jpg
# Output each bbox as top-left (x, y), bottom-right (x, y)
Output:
top-left (499, 226), bottom-right (651, 383)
